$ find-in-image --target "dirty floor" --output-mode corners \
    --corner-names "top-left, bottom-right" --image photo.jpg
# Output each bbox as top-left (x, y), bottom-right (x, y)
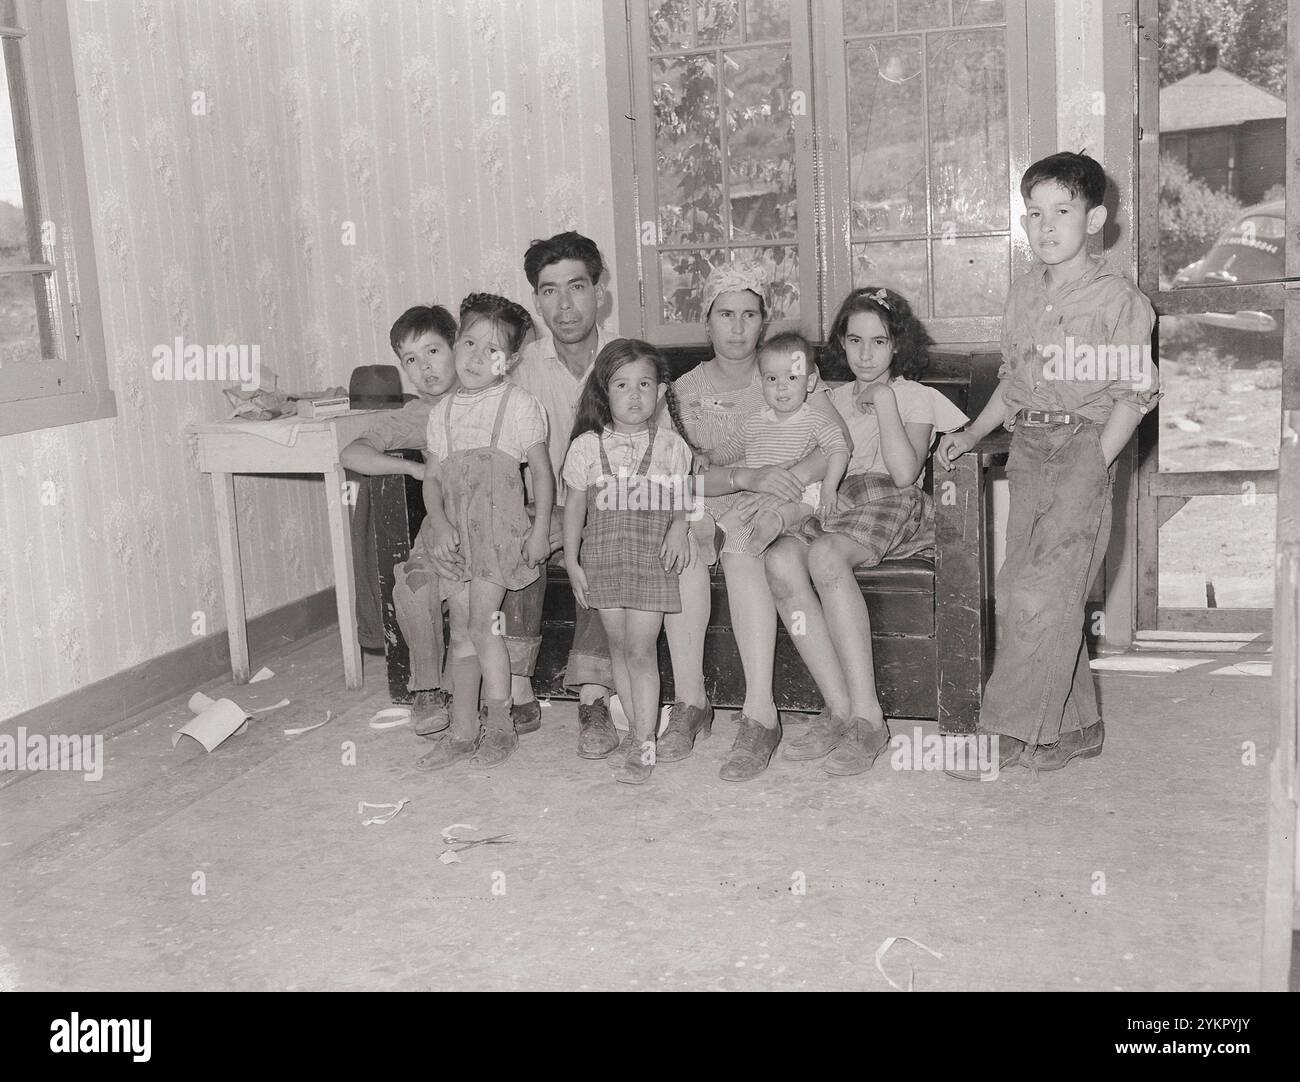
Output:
top-left (0, 629), bottom-right (1277, 991)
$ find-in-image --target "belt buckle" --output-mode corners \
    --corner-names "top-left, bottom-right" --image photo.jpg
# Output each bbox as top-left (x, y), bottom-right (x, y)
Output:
top-left (1022, 409), bottom-right (1049, 426)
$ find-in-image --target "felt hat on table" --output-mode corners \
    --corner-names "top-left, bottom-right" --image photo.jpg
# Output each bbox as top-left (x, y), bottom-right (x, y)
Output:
top-left (348, 365), bottom-right (409, 410)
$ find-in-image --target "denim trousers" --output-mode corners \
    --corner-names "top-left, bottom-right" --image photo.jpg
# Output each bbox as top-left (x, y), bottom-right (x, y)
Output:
top-left (979, 422), bottom-right (1114, 745)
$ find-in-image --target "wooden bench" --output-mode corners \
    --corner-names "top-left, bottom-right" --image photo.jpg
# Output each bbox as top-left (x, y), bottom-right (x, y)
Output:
top-left (370, 348), bottom-right (1007, 734)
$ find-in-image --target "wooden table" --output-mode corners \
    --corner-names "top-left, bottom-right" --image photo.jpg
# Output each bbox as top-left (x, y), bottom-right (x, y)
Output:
top-left (191, 412), bottom-right (384, 690)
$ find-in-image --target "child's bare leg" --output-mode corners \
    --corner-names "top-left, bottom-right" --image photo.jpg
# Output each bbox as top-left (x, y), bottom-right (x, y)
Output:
top-left (467, 579), bottom-right (518, 765)
top-left (603, 607), bottom-right (662, 783)
top-left (415, 587), bottom-right (480, 770)
top-left (624, 610), bottom-right (664, 740)
top-left (597, 607), bottom-right (632, 725)
top-left (467, 580), bottom-right (511, 704)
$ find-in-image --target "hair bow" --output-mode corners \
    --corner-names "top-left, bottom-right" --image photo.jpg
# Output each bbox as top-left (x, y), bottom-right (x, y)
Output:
top-left (868, 288), bottom-right (892, 310)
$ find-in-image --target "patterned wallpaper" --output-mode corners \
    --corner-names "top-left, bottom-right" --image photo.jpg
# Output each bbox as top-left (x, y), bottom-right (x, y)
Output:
top-left (0, 0), bottom-right (616, 720)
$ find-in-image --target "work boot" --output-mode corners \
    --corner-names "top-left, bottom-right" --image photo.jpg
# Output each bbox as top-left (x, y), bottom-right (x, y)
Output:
top-left (471, 701), bottom-right (518, 767)
top-left (1029, 721), bottom-right (1104, 771)
top-left (718, 713), bottom-right (781, 782)
top-left (823, 717), bottom-right (889, 776)
top-left (577, 697), bottom-right (620, 759)
top-left (657, 701), bottom-right (714, 763)
top-left (783, 708), bottom-right (847, 761)
top-left (412, 689), bottom-right (451, 738)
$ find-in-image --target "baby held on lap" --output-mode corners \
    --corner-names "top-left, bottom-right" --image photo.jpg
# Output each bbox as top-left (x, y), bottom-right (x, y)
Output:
top-left (706, 332), bottom-right (850, 554)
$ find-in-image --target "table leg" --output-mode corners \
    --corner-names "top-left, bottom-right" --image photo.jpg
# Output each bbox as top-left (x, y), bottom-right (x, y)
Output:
top-left (326, 464), bottom-right (362, 689)
top-left (209, 471), bottom-right (250, 684)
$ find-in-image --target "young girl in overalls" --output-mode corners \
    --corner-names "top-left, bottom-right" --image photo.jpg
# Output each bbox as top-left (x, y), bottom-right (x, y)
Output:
top-left (415, 293), bottom-right (553, 772)
top-left (562, 340), bottom-right (695, 784)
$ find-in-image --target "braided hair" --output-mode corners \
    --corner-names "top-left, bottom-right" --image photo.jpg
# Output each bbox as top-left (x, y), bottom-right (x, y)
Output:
top-left (570, 338), bottom-right (698, 454)
top-left (458, 292), bottom-right (534, 355)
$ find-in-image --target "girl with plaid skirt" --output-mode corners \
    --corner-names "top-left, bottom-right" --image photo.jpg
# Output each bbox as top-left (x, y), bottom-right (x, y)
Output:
top-left (766, 287), bottom-right (967, 777)
top-left (562, 340), bottom-right (696, 784)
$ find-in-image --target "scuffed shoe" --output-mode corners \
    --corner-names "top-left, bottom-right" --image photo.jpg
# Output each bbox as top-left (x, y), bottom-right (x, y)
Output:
top-left (614, 732), bottom-right (655, 785)
top-left (823, 717), bottom-right (889, 776)
top-left (414, 729), bottom-right (479, 771)
top-left (412, 690), bottom-right (451, 738)
top-left (657, 701), bottom-right (714, 763)
top-left (472, 701), bottom-right (518, 767)
top-left (577, 697), bottom-right (620, 760)
top-left (784, 708), bottom-right (847, 761)
top-left (945, 733), bottom-right (1026, 781)
top-left (470, 726), bottom-right (518, 767)
top-left (718, 713), bottom-right (781, 782)
top-left (512, 698), bottom-right (542, 735)
top-left (1030, 721), bottom-right (1103, 772)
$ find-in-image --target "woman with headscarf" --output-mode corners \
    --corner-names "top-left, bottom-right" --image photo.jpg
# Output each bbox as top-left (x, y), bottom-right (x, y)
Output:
top-left (656, 262), bottom-right (842, 781)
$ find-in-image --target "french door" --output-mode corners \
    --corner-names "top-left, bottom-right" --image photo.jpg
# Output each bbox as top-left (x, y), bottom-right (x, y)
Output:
top-left (1136, 0), bottom-right (1298, 634)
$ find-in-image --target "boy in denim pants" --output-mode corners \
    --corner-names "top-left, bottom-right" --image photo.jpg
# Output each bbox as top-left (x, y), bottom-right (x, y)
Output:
top-left (936, 152), bottom-right (1158, 778)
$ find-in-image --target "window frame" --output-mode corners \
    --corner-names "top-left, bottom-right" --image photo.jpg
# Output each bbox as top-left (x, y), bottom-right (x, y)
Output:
top-left (606, 0), bottom-right (1038, 346)
top-left (619, 0), bottom-right (819, 344)
top-left (0, 0), bottom-right (114, 437)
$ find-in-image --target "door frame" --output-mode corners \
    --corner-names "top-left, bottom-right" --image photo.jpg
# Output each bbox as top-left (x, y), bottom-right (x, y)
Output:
top-left (1134, 0), bottom-right (1299, 634)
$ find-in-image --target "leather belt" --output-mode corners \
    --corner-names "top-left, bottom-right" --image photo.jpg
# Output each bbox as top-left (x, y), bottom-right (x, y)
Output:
top-left (1018, 409), bottom-right (1094, 426)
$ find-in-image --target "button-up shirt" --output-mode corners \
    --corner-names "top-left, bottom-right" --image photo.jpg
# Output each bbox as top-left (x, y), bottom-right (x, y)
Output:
top-left (509, 326), bottom-right (611, 505)
top-left (999, 254), bottom-right (1159, 425)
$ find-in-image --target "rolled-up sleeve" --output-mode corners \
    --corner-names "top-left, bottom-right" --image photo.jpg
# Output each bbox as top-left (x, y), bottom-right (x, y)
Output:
top-left (1105, 290), bottom-right (1160, 414)
top-left (356, 400), bottom-right (434, 453)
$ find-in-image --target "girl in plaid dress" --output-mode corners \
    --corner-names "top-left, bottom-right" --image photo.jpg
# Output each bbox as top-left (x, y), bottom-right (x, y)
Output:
top-left (563, 340), bottom-right (696, 784)
top-left (767, 287), bottom-right (967, 777)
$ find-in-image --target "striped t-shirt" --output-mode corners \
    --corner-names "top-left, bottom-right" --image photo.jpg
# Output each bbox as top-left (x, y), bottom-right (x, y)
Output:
top-left (709, 401), bottom-right (850, 470)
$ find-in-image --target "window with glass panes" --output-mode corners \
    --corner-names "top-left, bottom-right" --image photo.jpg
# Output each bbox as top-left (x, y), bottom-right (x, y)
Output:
top-left (616, 0), bottom-right (1029, 344)
top-left (0, 0), bottom-right (113, 436)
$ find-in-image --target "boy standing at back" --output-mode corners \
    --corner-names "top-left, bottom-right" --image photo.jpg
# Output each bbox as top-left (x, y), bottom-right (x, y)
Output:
top-left (936, 151), bottom-right (1158, 778)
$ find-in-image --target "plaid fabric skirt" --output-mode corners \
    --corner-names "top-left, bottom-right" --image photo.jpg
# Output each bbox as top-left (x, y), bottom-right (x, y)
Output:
top-left (796, 472), bottom-right (934, 567)
top-left (581, 487), bottom-right (681, 613)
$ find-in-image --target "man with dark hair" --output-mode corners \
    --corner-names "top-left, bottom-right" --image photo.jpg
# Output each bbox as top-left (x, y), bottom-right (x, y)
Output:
top-left (506, 232), bottom-right (620, 759)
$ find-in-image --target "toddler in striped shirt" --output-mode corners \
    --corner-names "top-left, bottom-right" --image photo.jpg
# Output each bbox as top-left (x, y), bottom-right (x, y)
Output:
top-left (708, 332), bottom-right (851, 555)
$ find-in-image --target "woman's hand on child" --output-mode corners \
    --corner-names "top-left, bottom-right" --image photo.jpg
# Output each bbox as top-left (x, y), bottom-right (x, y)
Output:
top-left (522, 523), bottom-right (550, 568)
top-left (566, 561), bottom-right (590, 609)
top-left (935, 431), bottom-right (975, 472)
top-left (660, 521), bottom-right (692, 574)
top-left (694, 452), bottom-right (713, 473)
top-left (746, 465), bottom-right (805, 503)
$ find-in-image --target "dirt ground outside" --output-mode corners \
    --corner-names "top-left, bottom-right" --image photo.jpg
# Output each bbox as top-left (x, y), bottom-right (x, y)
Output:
top-left (1156, 315), bottom-right (1280, 610)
